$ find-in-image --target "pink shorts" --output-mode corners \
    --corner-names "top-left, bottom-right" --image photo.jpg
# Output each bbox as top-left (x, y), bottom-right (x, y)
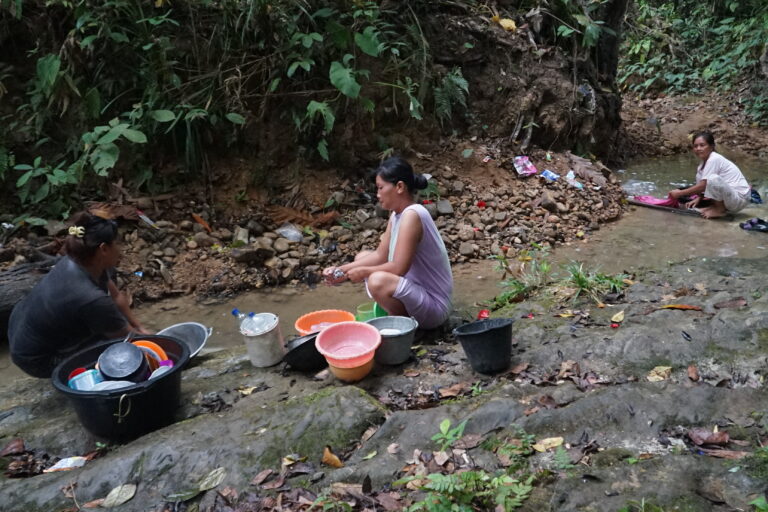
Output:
top-left (368, 276), bottom-right (449, 329)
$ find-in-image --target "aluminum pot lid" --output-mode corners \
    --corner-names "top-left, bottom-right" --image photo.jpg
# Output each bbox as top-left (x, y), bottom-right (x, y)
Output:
top-left (246, 313), bottom-right (279, 336)
top-left (98, 343), bottom-right (145, 379)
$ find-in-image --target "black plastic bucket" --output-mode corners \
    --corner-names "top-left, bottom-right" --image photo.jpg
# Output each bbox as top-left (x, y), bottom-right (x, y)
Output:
top-left (52, 335), bottom-right (190, 441)
top-left (453, 318), bottom-right (514, 374)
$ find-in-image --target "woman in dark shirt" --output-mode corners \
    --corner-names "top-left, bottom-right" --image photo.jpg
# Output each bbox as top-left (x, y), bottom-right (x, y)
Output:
top-left (8, 213), bottom-right (148, 378)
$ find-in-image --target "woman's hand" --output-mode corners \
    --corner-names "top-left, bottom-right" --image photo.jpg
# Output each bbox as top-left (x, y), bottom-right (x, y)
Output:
top-left (684, 197), bottom-right (701, 209)
top-left (345, 267), bottom-right (369, 283)
top-left (322, 266), bottom-right (347, 285)
top-left (668, 189), bottom-right (684, 200)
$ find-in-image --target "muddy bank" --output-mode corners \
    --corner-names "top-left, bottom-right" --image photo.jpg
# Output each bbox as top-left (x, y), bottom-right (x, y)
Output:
top-left (1, 255), bottom-right (766, 511)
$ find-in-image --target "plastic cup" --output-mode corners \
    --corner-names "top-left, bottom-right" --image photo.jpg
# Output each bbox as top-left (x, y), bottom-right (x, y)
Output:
top-left (356, 302), bottom-right (376, 322)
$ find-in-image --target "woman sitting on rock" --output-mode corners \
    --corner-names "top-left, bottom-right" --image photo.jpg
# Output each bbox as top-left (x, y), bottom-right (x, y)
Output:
top-left (668, 131), bottom-right (750, 218)
top-left (8, 212), bottom-right (148, 378)
top-left (324, 157), bottom-right (453, 329)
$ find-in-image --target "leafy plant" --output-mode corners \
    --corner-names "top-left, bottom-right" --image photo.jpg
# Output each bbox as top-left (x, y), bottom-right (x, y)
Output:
top-left (433, 67), bottom-right (469, 125)
top-left (563, 261), bottom-right (628, 303)
top-left (431, 419), bottom-right (467, 452)
top-left (399, 470), bottom-right (533, 511)
top-left (552, 445), bottom-right (575, 471)
top-left (619, 0), bottom-right (768, 123)
top-left (617, 499), bottom-right (668, 512)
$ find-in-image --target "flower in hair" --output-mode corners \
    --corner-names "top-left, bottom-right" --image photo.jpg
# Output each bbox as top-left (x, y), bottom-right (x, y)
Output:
top-left (68, 226), bottom-right (85, 238)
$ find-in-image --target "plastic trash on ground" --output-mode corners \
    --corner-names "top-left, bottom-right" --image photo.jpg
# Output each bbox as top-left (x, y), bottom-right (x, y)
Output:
top-left (275, 222), bottom-right (304, 242)
top-left (540, 169), bottom-right (559, 181)
top-left (565, 170), bottom-right (584, 189)
top-left (513, 156), bottom-right (538, 177)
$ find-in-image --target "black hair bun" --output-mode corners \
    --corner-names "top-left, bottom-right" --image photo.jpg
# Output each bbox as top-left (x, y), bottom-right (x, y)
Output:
top-left (414, 174), bottom-right (429, 190)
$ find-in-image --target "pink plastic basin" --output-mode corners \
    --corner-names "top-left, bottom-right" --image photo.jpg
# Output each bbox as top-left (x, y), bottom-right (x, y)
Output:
top-left (315, 321), bottom-right (382, 369)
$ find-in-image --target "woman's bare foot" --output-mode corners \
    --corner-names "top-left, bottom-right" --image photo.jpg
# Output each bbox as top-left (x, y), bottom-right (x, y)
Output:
top-left (699, 205), bottom-right (727, 218)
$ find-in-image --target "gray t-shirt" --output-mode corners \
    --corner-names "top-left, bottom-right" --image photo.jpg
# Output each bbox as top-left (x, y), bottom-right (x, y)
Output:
top-left (8, 255), bottom-right (128, 378)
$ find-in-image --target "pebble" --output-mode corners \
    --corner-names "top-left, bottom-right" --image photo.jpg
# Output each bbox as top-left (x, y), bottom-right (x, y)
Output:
top-left (273, 238), bottom-right (291, 253)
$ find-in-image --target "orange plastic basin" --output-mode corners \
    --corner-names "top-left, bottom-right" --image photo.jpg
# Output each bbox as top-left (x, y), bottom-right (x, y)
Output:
top-left (329, 359), bottom-right (375, 383)
top-left (315, 321), bottom-right (381, 368)
top-left (295, 309), bottom-right (355, 336)
top-left (132, 340), bottom-right (169, 362)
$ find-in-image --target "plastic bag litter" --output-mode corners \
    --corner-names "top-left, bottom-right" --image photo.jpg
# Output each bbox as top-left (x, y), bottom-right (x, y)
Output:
top-left (275, 222), bottom-right (304, 242)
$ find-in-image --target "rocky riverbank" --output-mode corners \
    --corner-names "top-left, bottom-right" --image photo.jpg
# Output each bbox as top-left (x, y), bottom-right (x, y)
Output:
top-left (1, 255), bottom-right (766, 511)
top-left (0, 147), bottom-right (625, 311)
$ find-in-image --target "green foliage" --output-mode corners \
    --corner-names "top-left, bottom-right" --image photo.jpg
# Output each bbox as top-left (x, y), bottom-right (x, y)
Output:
top-left (434, 67), bottom-right (469, 125)
top-left (552, 445), bottom-right (574, 471)
top-left (617, 499), bottom-right (668, 512)
top-left (744, 445), bottom-right (768, 480)
top-left (0, 0), bottom-right (471, 217)
top-left (431, 419), bottom-right (467, 452)
top-left (751, 495), bottom-right (768, 512)
top-left (564, 261), bottom-right (628, 303)
top-left (620, 0), bottom-right (768, 123)
top-left (399, 471), bottom-right (533, 512)
top-left (491, 247), bottom-right (554, 307)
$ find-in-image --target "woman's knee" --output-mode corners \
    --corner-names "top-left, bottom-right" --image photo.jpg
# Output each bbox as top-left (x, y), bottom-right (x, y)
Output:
top-left (367, 271), bottom-right (399, 296)
top-left (355, 250), bottom-right (374, 261)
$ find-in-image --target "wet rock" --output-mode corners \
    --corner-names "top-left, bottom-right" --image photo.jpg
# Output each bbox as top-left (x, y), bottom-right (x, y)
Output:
top-left (254, 236), bottom-right (273, 249)
top-left (246, 220), bottom-right (265, 236)
top-left (458, 225), bottom-right (475, 242)
top-left (179, 220), bottom-right (194, 231)
top-left (494, 212), bottom-right (507, 222)
top-left (136, 197), bottom-right (153, 210)
top-left (163, 248), bottom-right (177, 257)
top-left (459, 242), bottom-right (475, 256)
top-left (423, 202), bottom-right (438, 219)
top-left (556, 202), bottom-right (569, 213)
top-left (355, 209), bottom-right (370, 224)
top-left (193, 232), bottom-right (216, 247)
top-left (453, 181), bottom-right (465, 194)
top-left (233, 226), bottom-right (249, 244)
top-left (436, 199), bottom-right (454, 216)
top-left (362, 217), bottom-right (386, 230)
top-left (186, 240), bottom-right (198, 250)
top-left (540, 191), bottom-right (557, 212)
top-left (231, 247), bottom-right (275, 264)
top-left (264, 257), bottom-right (280, 269)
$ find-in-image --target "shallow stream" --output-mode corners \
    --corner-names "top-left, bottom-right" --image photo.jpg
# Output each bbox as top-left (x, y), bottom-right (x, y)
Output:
top-left (1, 149), bottom-right (765, 378)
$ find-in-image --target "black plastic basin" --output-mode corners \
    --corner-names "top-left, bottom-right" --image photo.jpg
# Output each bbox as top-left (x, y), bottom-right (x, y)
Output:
top-left (52, 334), bottom-right (189, 441)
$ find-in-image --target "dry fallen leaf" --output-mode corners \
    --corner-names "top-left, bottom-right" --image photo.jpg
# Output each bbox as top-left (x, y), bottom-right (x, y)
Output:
top-left (658, 304), bottom-right (702, 311)
top-left (0, 438), bottom-right (25, 457)
top-left (102, 483), bottom-right (137, 508)
top-left (714, 297), bottom-right (747, 309)
top-left (688, 427), bottom-right (730, 446)
top-left (198, 467), bottom-right (226, 492)
top-left (491, 15), bottom-right (517, 31)
top-left (438, 382), bottom-right (470, 398)
top-left (387, 443), bottom-right (400, 455)
top-left (647, 366), bottom-right (672, 382)
top-left (82, 498), bottom-right (105, 509)
top-left (362, 450), bottom-right (377, 460)
top-left (261, 475), bottom-right (285, 490)
top-left (509, 362), bottom-right (530, 374)
top-left (532, 437), bottom-right (564, 452)
top-left (360, 426), bottom-right (378, 443)
top-left (454, 434), bottom-right (483, 450)
top-left (403, 370), bottom-right (420, 378)
top-left (687, 365), bottom-right (700, 382)
top-left (611, 310), bottom-right (625, 323)
top-left (250, 469), bottom-right (274, 486)
top-left (432, 451), bottom-right (450, 466)
top-left (322, 446), bottom-right (344, 468)
top-left (237, 386), bottom-right (258, 396)
top-left (698, 448), bottom-right (750, 459)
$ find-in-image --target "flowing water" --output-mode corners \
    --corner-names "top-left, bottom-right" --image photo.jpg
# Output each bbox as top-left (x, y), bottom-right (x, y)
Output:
top-left (1, 150), bottom-right (766, 378)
